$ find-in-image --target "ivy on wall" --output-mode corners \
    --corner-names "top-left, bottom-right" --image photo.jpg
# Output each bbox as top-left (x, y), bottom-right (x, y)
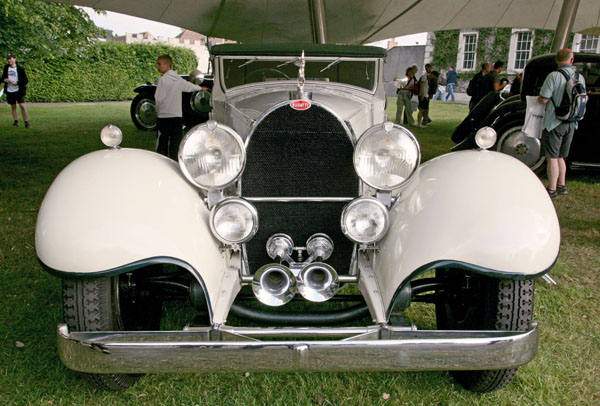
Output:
top-left (431, 29), bottom-right (460, 70)
top-left (432, 27), bottom-right (561, 78)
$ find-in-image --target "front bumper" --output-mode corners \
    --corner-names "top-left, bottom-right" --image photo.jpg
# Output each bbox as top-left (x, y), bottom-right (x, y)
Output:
top-left (58, 323), bottom-right (538, 373)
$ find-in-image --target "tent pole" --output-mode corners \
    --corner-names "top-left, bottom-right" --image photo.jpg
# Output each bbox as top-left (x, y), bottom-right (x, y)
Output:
top-left (309, 0), bottom-right (328, 44)
top-left (551, 0), bottom-right (580, 52)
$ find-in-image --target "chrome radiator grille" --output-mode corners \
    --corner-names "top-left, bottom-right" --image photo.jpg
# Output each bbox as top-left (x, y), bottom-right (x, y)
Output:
top-left (242, 103), bottom-right (358, 273)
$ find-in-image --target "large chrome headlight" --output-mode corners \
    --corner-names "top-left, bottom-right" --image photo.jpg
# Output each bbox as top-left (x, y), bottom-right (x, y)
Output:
top-left (341, 197), bottom-right (389, 244)
top-left (179, 121), bottom-right (245, 190)
top-left (354, 122), bottom-right (420, 191)
top-left (209, 198), bottom-right (258, 244)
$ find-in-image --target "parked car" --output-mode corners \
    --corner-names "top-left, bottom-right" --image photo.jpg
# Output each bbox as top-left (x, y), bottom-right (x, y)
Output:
top-left (36, 43), bottom-right (560, 392)
top-left (130, 71), bottom-right (213, 131)
top-left (452, 53), bottom-right (600, 172)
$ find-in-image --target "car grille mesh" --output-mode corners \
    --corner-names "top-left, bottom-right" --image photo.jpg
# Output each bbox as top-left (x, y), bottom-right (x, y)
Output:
top-left (242, 103), bottom-right (358, 274)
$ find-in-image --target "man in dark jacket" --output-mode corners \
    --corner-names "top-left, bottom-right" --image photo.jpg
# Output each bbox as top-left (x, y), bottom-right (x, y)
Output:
top-left (467, 62), bottom-right (490, 111)
top-left (2, 53), bottom-right (30, 128)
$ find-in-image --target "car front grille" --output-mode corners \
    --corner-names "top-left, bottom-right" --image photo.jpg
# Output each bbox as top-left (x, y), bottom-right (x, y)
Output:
top-left (242, 103), bottom-right (358, 274)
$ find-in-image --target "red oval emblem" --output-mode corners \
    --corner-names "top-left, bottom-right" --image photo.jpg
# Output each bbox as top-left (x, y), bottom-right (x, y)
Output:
top-left (290, 100), bottom-right (311, 110)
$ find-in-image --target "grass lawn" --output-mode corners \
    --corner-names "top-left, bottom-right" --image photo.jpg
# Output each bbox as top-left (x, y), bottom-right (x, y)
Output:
top-left (0, 101), bottom-right (599, 405)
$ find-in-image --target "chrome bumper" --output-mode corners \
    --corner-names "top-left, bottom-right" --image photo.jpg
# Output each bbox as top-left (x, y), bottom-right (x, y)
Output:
top-left (57, 323), bottom-right (538, 373)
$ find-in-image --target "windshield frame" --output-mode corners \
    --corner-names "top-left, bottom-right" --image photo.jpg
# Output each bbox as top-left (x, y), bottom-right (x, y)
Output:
top-left (216, 55), bottom-right (381, 94)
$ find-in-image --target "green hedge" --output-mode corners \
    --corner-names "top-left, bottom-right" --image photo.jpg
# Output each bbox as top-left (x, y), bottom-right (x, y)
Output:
top-left (22, 42), bottom-right (198, 102)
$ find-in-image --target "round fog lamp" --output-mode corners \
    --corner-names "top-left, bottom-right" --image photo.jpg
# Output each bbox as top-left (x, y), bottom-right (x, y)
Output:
top-left (100, 125), bottom-right (122, 148)
top-left (209, 198), bottom-right (258, 244)
top-left (475, 127), bottom-right (497, 149)
top-left (179, 121), bottom-right (245, 190)
top-left (354, 122), bottom-right (420, 191)
top-left (341, 197), bottom-right (389, 244)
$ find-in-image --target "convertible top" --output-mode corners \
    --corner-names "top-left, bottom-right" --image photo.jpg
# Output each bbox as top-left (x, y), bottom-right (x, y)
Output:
top-left (210, 43), bottom-right (386, 58)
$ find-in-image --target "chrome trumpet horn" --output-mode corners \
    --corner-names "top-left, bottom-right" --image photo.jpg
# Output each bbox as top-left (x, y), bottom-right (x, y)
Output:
top-left (297, 262), bottom-right (339, 302)
top-left (252, 264), bottom-right (296, 306)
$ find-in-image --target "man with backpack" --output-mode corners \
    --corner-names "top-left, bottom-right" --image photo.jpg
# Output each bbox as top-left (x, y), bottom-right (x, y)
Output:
top-left (467, 62), bottom-right (490, 111)
top-left (538, 48), bottom-right (587, 199)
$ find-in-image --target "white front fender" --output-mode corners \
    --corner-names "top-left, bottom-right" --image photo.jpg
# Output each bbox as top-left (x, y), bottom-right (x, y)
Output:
top-left (375, 150), bottom-right (560, 311)
top-left (35, 148), bottom-right (226, 307)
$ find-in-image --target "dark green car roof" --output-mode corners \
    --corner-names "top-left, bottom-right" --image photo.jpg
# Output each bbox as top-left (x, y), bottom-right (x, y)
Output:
top-left (211, 43), bottom-right (386, 58)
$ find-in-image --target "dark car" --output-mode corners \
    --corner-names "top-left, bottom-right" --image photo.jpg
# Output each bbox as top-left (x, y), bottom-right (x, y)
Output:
top-left (452, 53), bottom-right (600, 172)
top-left (130, 72), bottom-right (213, 131)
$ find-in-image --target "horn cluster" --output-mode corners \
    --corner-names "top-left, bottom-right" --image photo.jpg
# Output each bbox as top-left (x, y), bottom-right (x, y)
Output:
top-left (252, 233), bottom-right (338, 306)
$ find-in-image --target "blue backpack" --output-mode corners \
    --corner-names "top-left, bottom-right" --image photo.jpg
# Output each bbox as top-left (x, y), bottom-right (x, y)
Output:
top-left (552, 68), bottom-right (587, 122)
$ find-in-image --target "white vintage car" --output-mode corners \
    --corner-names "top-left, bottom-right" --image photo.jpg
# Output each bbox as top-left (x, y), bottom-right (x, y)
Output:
top-left (36, 44), bottom-right (559, 392)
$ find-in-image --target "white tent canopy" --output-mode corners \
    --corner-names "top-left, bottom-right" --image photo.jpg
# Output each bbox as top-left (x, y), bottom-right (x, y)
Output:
top-left (43, 0), bottom-right (600, 44)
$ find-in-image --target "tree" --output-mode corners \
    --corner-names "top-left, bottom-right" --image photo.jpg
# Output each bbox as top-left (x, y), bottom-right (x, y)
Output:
top-left (0, 0), bottom-right (102, 61)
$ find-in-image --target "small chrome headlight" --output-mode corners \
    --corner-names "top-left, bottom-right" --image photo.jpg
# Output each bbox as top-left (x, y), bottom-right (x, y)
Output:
top-left (179, 121), bottom-right (245, 190)
top-left (475, 127), bottom-right (497, 149)
top-left (354, 122), bottom-right (420, 191)
top-left (100, 125), bottom-right (122, 148)
top-left (341, 197), bottom-right (389, 244)
top-left (209, 198), bottom-right (258, 244)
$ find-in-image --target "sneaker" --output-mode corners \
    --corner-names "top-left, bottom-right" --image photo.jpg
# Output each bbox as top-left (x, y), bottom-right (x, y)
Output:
top-left (416, 124), bottom-right (426, 128)
top-left (25, 121), bottom-right (31, 128)
top-left (547, 188), bottom-right (558, 199)
top-left (13, 120), bottom-right (18, 127)
top-left (423, 118), bottom-right (432, 124)
top-left (557, 184), bottom-right (568, 195)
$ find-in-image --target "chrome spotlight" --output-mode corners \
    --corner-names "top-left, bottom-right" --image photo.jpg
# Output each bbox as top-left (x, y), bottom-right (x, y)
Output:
top-left (252, 264), bottom-right (296, 306)
top-left (298, 262), bottom-right (339, 302)
top-left (306, 233), bottom-right (333, 261)
top-left (266, 233), bottom-right (294, 261)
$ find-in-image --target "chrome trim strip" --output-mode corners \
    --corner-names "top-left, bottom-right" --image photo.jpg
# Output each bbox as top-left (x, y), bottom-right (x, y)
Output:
top-left (57, 323), bottom-right (538, 373)
top-left (245, 197), bottom-right (354, 203)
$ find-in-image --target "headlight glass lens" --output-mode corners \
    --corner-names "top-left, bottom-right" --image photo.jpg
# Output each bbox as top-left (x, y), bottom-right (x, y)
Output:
top-left (179, 121), bottom-right (245, 189)
top-left (341, 197), bottom-right (389, 244)
top-left (210, 198), bottom-right (258, 244)
top-left (474, 126), bottom-right (497, 149)
top-left (354, 122), bottom-right (420, 190)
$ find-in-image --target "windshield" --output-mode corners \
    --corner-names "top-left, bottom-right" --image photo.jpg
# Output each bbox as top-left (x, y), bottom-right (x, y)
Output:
top-left (221, 57), bottom-right (377, 91)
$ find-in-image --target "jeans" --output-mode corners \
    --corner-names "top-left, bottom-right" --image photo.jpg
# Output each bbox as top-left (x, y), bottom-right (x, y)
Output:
top-left (395, 92), bottom-right (414, 126)
top-left (445, 83), bottom-right (455, 101)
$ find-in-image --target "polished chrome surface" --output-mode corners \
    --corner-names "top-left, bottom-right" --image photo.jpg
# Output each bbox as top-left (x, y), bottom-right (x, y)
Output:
top-left (297, 262), bottom-right (339, 302)
top-left (266, 234), bottom-right (294, 260)
top-left (57, 323), bottom-right (539, 373)
top-left (134, 98), bottom-right (157, 130)
top-left (497, 126), bottom-right (545, 171)
top-left (306, 233), bottom-right (334, 261)
top-left (252, 263), bottom-right (296, 306)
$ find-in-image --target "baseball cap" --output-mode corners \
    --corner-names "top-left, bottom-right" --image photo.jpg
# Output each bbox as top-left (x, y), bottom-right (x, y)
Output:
top-left (7, 53), bottom-right (15, 59)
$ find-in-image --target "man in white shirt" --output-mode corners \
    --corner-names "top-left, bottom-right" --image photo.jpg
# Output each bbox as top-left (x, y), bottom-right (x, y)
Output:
top-left (2, 53), bottom-right (30, 128)
top-left (155, 54), bottom-right (208, 160)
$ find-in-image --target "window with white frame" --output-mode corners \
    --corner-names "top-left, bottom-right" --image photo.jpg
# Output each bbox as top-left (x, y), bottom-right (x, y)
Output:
top-left (508, 29), bottom-right (533, 73)
top-left (578, 35), bottom-right (600, 53)
top-left (462, 34), bottom-right (477, 70)
top-left (456, 31), bottom-right (478, 72)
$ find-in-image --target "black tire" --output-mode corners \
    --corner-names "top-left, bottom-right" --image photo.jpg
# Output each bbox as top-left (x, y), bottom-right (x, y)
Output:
top-left (494, 115), bottom-right (546, 174)
top-left (62, 273), bottom-right (162, 390)
top-left (130, 93), bottom-right (157, 131)
top-left (435, 269), bottom-right (535, 392)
